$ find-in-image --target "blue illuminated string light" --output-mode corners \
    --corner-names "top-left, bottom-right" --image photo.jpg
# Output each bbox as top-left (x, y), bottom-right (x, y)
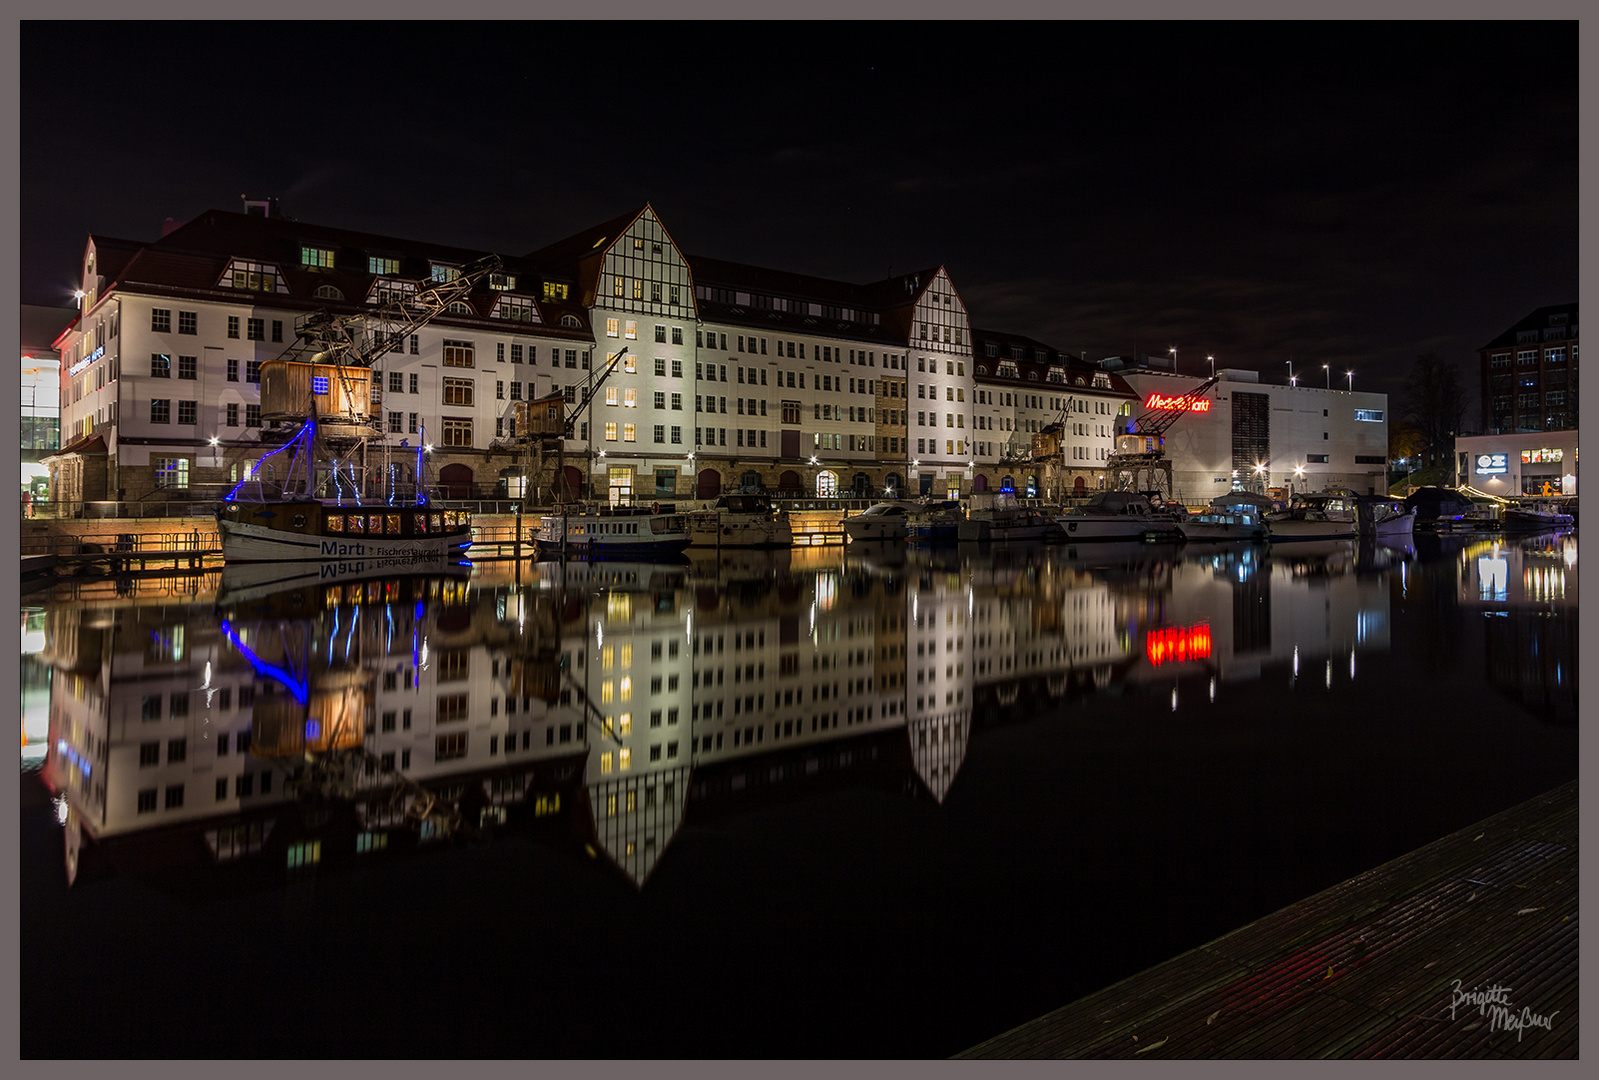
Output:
top-left (224, 418), bottom-right (314, 501)
top-left (220, 619), bottom-right (308, 706)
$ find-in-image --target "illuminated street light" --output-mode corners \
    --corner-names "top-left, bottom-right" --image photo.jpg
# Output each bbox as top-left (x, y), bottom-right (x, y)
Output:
top-left (1207, 354), bottom-right (1215, 377)
top-left (208, 436), bottom-right (220, 446)
top-left (1346, 370), bottom-right (1354, 391)
top-left (423, 444), bottom-right (433, 453)
top-left (1286, 359), bottom-right (1296, 386)
top-left (1169, 346), bottom-right (1177, 371)
top-left (1322, 363), bottom-right (1330, 389)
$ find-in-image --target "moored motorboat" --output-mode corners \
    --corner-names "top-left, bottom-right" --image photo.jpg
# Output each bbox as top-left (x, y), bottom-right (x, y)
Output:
top-left (842, 499), bottom-right (926, 543)
top-left (1502, 498), bottom-right (1575, 530)
top-left (1355, 494), bottom-right (1418, 538)
top-left (1053, 490), bottom-right (1186, 542)
top-left (1178, 490), bottom-right (1273, 543)
top-left (1265, 490), bottom-right (1359, 541)
top-left (959, 492), bottom-right (1060, 542)
top-left (534, 503), bottom-right (693, 557)
top-left (905, 500), bottom-right (966, 543)
top-left (688, 494), bottom-right (793, 547)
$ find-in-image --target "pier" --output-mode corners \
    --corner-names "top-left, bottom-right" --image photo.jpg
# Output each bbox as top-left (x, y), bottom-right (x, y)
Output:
top-left (959, 781), bottom-right (1577, 1059)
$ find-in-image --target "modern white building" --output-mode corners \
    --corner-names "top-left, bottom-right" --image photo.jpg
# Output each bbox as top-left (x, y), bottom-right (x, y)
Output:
top-left (1453, 430), bottom-right (1579, 496)
top-left (1102, 359), bottom-right (1390, 502)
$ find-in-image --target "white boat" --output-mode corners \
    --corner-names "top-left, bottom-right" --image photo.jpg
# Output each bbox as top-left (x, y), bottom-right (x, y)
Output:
top-left (905, 501), bottom-right (966, 543)
top-left (1054, 490), bottom-right (1186, 542)
top-left (1266, 490), bottom-right (1359, 541)
top-left (533, 503), bottom-right (693, 557)
top-left (1355, 495), bottom-right (1418, 538)
top-left (688, 494), bottom-right (793, 547)
top-left (219, 499), bottom-right (473, 563)
top-left (959, 493), bottom-right (1060, 542)
top-left (1177, 490), bottom-right (1273, 543)
top-left (1502, 499), bottom-right (1575, 530)
top-left (842, 500), bottom-right (928, 543)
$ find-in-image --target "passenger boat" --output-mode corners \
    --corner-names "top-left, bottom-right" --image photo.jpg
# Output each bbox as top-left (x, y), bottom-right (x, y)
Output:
top-left (1354, 494), bottom-right (1417, 538)
top-left (1502, 498), bottom-right (1575, 530)
top-left (533, 503), bottom-right (693, 557)
top-left (215, 413), bottom-right (472, 564)
top-left (959, 493), bottom-right (1060, 542)
top-left (1265, 490), bottom-right (1359, 541)
top-left (841, 500), bottom-right (929, 543)
top-left (688, 494), bottom-right (793, 547)
top-left (219, 500), bottom-right (473, 563)
top-left (1053, 490), bottom-right (1186, 542)
top-left (1178, 490), bottom-right (1273, 542)
top-left (904, 500), bottom-right (966, 543)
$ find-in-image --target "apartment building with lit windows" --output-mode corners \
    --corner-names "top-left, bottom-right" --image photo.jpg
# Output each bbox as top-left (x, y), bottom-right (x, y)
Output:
top-left (969, 329), bottom-right (1138, 499)
top-left (1478, 303), bottom-right (1578, 435)
top-left (47, 200), bottom-right (1114, 509)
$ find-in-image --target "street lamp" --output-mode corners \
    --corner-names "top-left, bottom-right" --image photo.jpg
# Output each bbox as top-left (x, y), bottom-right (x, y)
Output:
top-left (1286, 360), bottom-right (1295, 386)
top-left (1345, 370), bottom-right (1354, 392)
top-left (1322, 363), bottom-right (1330, 389)
top-left (1169, 346), bottom-right (1177, 371)
top-left (1207, 354), bottom-right (1215, 377)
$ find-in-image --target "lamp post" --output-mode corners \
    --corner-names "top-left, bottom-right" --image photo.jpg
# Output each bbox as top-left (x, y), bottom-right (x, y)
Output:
top-left (1323, 363), bottom-right (1330, 389)
top-left (1207, 354), bottom-right (1215, 378)
top-left (1293, 464), bottom-right (1304, 495)
top-left (1286, 360), bottom-right (1295, 386)
top-left (1346, 370), bottom-right (1354, 392)
top-left (1169, 346), bottom-right (1177, 372)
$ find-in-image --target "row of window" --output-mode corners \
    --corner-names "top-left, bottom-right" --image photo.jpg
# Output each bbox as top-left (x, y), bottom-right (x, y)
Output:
top-left (149, 399), bottom-right (261, 427)
top-left (151, 354), bottom-right (262, 382)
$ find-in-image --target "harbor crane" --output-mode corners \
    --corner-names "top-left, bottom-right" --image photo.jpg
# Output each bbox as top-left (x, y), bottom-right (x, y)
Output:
top-left (1105, 375), bottom-right (1221, 501)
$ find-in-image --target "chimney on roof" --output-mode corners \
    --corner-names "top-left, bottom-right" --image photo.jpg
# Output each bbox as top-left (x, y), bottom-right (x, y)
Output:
top-left (242, 196), bottom-right (281, 218)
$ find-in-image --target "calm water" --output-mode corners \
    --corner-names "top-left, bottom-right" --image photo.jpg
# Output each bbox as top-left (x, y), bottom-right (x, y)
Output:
top-left (20, 531), bottom-right (1578, 1058)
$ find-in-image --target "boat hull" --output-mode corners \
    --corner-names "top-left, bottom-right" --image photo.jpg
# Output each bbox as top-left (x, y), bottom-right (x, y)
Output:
top-left (219, 517), bottom-right (470, 564)
top-left (905, 522), bottom-right (961, 543)
top-left (1266, 519), bottom-right (1359, 541)
top-left (1055, 515), bottom-right (1185, 542)
top-left (958, 520), bottom-right (1057, 542)
top-left (689, 513), bottom-right (794, 547)
top-left (1179, 520), bottom-right (1268, 542)
top-left (844, 519), bottom-right (910, 542)
top-left (534, 510), bottom-right (694, 558)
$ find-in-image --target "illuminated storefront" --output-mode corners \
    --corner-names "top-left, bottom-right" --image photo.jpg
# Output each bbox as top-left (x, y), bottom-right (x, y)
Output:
top-left (1455, 431), bottom-right (1579, 496)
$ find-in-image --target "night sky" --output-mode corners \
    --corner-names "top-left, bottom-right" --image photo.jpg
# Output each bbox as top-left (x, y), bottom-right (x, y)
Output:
top-left (20, 21), bottom-right (1577, 404)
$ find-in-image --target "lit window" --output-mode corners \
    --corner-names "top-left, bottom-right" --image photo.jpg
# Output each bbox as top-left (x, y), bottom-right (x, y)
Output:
top-left (605, 422), bottom-right (617, 441)
top-left (623, 423), bottom-right (636, 442)
top-left (619, 747), bottom-right (632, 770)
top-left (624, 321), bottom-right (637, 340)
top-left (368, 256), bottom-right (399, 275)
top-left (601, 752), bottom-right (614, 774)
top-left (620, 676), bottom-right (632, 700)
top-left (623, 388), bottom-right (637, 407)
top-left (301, 245), bottom-right (335, 268)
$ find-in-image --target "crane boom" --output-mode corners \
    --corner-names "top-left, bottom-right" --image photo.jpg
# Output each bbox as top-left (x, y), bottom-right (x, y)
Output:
top-left (1127, 375), bottom-right (1220, 441)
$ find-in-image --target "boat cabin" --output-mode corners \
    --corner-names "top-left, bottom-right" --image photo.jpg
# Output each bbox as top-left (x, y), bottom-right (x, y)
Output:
top-left (220, 500), bottom-right (472, 537)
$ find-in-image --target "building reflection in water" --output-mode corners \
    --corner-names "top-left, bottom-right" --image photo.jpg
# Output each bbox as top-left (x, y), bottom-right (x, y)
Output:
top-left (1455, 531), bottom-right (1578, 724)
top-left (34, 532), bottom-right (1474, 893)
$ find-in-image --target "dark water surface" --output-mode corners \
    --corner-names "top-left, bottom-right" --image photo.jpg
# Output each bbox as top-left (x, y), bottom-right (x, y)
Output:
top-left (20, 532), bottom-right (1577, 1058)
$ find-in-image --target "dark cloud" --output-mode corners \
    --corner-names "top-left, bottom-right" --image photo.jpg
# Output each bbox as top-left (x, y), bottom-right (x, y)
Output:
top-left (21, 20), bottom-right (1576, 411)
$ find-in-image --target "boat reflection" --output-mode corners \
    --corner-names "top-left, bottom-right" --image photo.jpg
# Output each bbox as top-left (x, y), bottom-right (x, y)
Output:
top-left (45, 531), bottom-right (1545, 894)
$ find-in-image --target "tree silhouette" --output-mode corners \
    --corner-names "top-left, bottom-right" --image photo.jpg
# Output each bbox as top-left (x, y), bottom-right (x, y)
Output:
top-left (1398, 353), bottom-right (1470, 465)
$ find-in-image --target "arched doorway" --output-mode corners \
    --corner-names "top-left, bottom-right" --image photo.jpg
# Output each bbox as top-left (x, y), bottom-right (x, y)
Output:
top-left (697, 469), bottom-right (722, 499)
top-left (778, 469), bottom-right (802, 494)
top-left (1025, 475), bottom-right (1039, 498)
top-left (973, 474), bottom-right (988, 493)
top-left (816, 470), bottom-right (838, 497)
top-left (884, 471), bottom-right (903, 497)
top-left (739, 470), bottom-right (762, 493)
top-left (1073, 475), bottom-right (1086, 495)
top-left (1000, 474), bottom-right (1015, 493)
top-left (557, 465), bottom-right (584, 501)
top-left (438, 463), bottom-right (473, 499)
top-left (851, 472), bottom-right (871, 497)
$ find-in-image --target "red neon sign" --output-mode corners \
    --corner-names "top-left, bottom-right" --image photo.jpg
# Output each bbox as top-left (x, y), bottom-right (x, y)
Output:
top-left (1144, 392), bottom-right (1211, 412)
top-left (1146, 624), bottom-right (1212, 666)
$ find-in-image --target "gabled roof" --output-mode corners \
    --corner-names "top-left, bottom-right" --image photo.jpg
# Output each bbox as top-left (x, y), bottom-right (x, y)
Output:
top-left (1479, 303), bottom-right (1578, 351)
top-left (522, 205), bottom-right (650, 271)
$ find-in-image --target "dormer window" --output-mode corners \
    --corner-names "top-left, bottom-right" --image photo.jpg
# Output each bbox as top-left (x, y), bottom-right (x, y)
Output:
top-left (301, 245), bottom-right (335, 269)
top-left (368, 256), bottom-right (399, 275)
top-left (432, 264), bottom-right (461, 284)
top-left (368, 278), bottom-right (416, 307)
top-left (985, 342), bottom-right (999, 358)
top-left (313, 284), bottom-right (344, 301)
top-left (219, 259), bottom-right (286, 293)
top-left (491, 295), bottom-right (539, 323)
top-left (446, 300), bottom-right (473, 315)
top-left (543, 281), bottom-right (570, 301)
top-left (560, 314), bottom-right (582, 329)
top-left (489, 273), bottom-right (516, 291)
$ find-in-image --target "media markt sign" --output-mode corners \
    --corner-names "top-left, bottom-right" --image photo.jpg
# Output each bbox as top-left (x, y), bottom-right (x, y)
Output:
top-left (1475, 453), bottom-right (1509, 475)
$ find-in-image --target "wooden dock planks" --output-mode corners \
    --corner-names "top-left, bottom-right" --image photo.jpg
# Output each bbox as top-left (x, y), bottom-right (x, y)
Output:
top-left (959, 781), bottom-right (1576, 1059)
